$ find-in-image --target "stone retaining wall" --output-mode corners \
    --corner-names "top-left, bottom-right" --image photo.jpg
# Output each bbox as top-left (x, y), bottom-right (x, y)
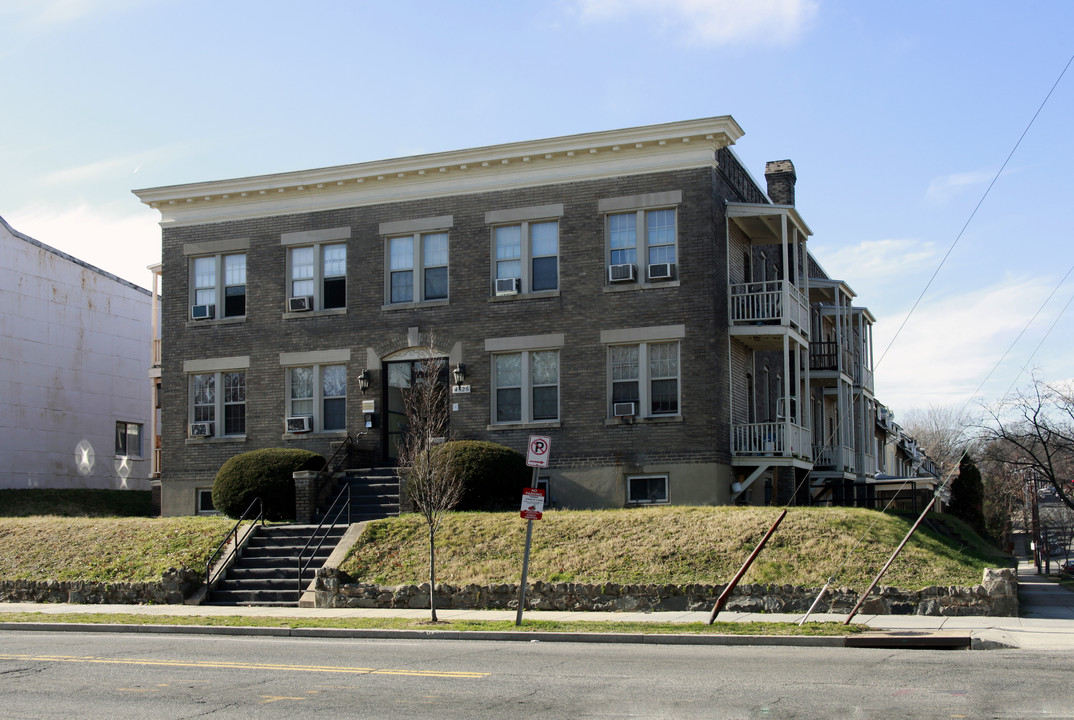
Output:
top-left (0, 569), bottom-right (202, 605)
top-left (315, 567), bottom-right (1018, 617)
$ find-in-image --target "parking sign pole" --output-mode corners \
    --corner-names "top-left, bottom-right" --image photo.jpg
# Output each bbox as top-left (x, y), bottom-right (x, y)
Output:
top-left (516, 464), bottom-right (541, 626)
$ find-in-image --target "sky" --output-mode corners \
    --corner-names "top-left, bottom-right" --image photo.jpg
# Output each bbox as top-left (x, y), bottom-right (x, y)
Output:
top-left (2, 0), bottom-right (1073, 416)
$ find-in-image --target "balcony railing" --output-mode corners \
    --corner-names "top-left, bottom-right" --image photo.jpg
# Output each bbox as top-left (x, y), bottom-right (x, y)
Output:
top-left (854, 362), bottom-right (874, 391)
top-left (729, 280), bottom-right (809, 335)
top-left (152, 338), bottom-right (162, 367)
top-left (732, 421), bottom-right (810, 459)
top-left (809, 342), bottom-right (853, 374)
top-left (812, 444), bottom-right (856, 472)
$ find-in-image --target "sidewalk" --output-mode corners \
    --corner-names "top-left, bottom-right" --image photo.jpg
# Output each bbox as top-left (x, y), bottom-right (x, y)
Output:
top-left (3, 558), bottom-right (1073, 650)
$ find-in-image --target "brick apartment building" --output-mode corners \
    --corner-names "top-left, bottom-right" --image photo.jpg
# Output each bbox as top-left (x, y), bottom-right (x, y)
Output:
top-left (135, 116), bottom-right (932, 517)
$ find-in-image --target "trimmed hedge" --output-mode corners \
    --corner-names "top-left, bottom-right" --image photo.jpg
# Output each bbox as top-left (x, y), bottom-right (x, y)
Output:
top-left (212, 448), bottom-right (325, 520)
top-left (432, 440), bottom-right (530, 510)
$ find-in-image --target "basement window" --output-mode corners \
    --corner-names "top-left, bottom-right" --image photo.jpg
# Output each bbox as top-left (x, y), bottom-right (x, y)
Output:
top-left (627, 475), bottom-right (668, 505)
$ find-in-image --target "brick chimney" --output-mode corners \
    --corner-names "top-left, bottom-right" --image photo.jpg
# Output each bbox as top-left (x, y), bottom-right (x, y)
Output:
top-left (765, 159), bottom-right (796, 206)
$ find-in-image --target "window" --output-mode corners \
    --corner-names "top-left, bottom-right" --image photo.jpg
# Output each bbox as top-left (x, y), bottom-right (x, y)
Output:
top-left (288, 364), bottom-right (347, 432)
top-left (600, 191), bottom-right (681, 284)
top-left (606, 209), bottom-right (676, 281)
top-left (191, 253), bottom-right (246, 318)
top-left (492, 350), bottom-right (559, 424)
top-left (114, 422), bottom-right (142, 457)
top-left (493, 221), bottom-right (559, 294)
top-left (196, 488), bottom-right (218, 514)
top-left (609, 341), bottom-right (680, 417)
top-left (628, 475), bottom-right (668, 504)
top-left (388, 232), bottom-right (448, 304)
top-left (289, 243), bottom-right (346, 310)
top-left (189, 370), bottom-right (246, 437)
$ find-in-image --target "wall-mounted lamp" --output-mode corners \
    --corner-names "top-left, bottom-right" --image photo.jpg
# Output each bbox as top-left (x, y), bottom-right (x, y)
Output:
top-left (358, 368), bottom-right (370, 394)
top-left (452, 362), bottom-right (466, 387)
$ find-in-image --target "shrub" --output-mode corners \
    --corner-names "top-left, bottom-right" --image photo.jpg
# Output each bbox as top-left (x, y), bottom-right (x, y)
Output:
top-left (431, 440), bottom-right (530, 510)
top-left (212, 448), bottom-right (325, 520)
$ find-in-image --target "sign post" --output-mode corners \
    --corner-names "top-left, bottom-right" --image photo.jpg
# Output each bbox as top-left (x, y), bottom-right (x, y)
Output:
top-left (516, 436), bottom-right (550, 626)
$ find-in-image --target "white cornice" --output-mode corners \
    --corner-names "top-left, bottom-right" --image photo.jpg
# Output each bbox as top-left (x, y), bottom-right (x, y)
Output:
top-left (133, 116), bottom-right (745, 227)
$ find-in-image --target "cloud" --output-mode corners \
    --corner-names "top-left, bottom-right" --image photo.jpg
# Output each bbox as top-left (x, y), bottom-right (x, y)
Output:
top-left (872, 276), bottom-right (1074, 412)
top-left (574, 0), bottom-right (818, 45)
top-left (924, 169), bottom-right (995, 206)
top-left (810, 237), bottom-right (937, 292)
top-left (5, 203), bottom-right (160, 289)
top-left (40, 154), bottom-right (149, 186)
top-left (0, 0), bottom-right (144, 28)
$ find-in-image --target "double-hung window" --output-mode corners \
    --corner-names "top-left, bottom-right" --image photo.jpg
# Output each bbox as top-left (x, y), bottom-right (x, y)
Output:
top-left (185, 357), bottom-right (249, 438)
top-left (388, 232), bottom-right (448, 304)
top-left (486, 205), bottom-right (562, 296)
top-left (288, 243), bottom-right (346, 310)
top-left (190, 253), bottom-right (246, 319)
top-left (281, 350), bottom-right (350, 434)
top-left (486, 334), bottom-right (563, 425)
top-left (288, 364), bottom-right (346, 432)
top-left (114, 421), bottom-right (143, 457)
top-left (609, 342), bottom-right (679, 416)
top-left (380, 216), bottom-right (453, 306)
top-left (602, 326), bottom-right (684, 419)
top-left (281, 227), bottom-right (351, 312)
top-left (600, 191), bottom-right (681, 284)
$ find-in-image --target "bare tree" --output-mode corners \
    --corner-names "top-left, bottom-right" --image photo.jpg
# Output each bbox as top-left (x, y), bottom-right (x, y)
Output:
top-left (980, 377), bottom-right (1074, 513)
top-left (901, 404), bottom-right (977, 479)
top-left (975, 450), bottom-right (1025, 550)
top-left (396, 348), bottom-right (464, 622)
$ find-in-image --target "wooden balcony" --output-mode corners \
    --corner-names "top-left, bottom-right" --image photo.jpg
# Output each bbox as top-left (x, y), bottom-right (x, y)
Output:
top-left (812, 444), bottom-right (856, 473)
top-left (731, 421), bottom-right (811, 461)
top-left (729, 280), bottom-right (809, 344)
top-left (809, 341), bottom-right (853, 375)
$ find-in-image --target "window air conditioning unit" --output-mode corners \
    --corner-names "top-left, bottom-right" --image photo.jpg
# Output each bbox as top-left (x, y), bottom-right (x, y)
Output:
top-left (613, 402), bottom-right (637, 417)
top-left (190, 304), bottom-right (215, 321)
top-left (608, 264), bottom-right (635, 283)
top-left (495, 277), bottom-right (521, 295)
top-left (287, 296), bottom-right (313, 312)
top-left (189, 422), bottom-right (213, 437)
top-left (648, 263), bottom-right (674, 281)
top-left (286, 415), bottom-right (313, 433)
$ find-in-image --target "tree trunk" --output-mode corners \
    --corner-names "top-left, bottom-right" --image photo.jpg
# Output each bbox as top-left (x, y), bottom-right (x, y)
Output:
top-left (429, 525), bottom-right (437, 622)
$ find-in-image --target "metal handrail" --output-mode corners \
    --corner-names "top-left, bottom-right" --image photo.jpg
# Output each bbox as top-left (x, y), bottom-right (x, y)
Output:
top-left (297, 483), bottom-right (351, 594)
top-left (324, 431), bottom-right (365, 473)
top-left (205, 497), bottom-right (263, 598)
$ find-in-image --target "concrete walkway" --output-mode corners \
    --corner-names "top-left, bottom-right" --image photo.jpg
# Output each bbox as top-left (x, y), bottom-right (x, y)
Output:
top-left (3, 558), bottom-right (1073, 650)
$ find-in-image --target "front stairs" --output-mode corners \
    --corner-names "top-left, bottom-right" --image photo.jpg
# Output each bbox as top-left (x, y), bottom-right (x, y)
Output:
top-left (207, 524), bottom-right (345, 606)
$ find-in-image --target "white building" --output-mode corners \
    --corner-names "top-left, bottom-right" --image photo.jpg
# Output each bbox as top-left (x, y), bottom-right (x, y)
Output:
top-left (0, 215), bottom-right (154, 490)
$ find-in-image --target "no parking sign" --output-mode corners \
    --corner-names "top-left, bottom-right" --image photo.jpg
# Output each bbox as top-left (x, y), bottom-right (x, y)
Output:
top-left (526, 435), bottom-right (551, 468)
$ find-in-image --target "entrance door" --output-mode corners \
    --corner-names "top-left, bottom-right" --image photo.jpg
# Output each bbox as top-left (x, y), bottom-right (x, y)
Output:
top-left (383, 357), bottom-right (448, 462)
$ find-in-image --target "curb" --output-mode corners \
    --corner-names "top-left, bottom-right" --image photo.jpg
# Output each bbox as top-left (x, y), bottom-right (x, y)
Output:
top-left (0, 621), bottom-right (975, 648)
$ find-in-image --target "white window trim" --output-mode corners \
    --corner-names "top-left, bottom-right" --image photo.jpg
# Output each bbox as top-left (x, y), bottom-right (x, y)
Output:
top-left (602, 328), bottom-right (683, 422)
top-left (600, 190), bottom-right (681, 288)
top-left (284, 241), bottom-right (348, 314)
top-left (186, 367), bottom-right (247, 441)
top-left (196, 488), bottom-right (219, 515)
top-left (485, 334), bottom-right (564, 428)
top-left (486, 205), bottom-right (563, 298)
top-left (187, 250), bottom-right (248, 322)
top-left (280, 355), bottom-right (349, 436)
top-left (384, 231), bottom-right (450, 307)
top-left (627, 474), bottom-right (669, 505)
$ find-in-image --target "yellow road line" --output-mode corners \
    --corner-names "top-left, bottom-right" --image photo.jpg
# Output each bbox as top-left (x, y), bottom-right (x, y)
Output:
top-left (0, 653), bottom-right (489, 679)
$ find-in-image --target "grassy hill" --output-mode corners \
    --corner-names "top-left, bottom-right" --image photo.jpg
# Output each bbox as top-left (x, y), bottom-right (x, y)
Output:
top-left (339, 507), bottom-right (1011, 590)
top-left (0, 490), bottom-right (1010, 590)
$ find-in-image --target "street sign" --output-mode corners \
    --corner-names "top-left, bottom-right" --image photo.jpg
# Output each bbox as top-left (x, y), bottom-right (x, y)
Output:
top-left (526, 435), bottom-right (551, 468)
top-left (520, 488), bottom-right (545, 520)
